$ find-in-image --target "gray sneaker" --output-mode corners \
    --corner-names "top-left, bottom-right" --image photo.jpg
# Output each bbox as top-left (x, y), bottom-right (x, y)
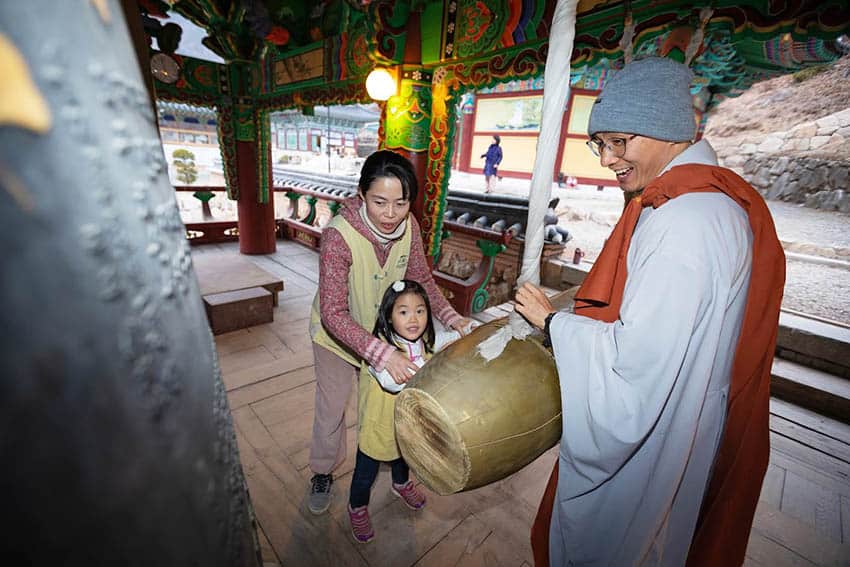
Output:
top-left (308, 473), bottom-right (333, 515)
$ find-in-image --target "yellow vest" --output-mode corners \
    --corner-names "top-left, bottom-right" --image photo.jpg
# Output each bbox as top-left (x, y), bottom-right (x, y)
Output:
top-left (309, 214), bottom-right (411, 367)
top-left (357, 349), bottom-right (431, 460)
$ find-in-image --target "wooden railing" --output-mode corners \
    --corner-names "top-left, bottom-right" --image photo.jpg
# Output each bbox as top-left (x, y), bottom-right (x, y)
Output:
top-left (272, 182), bottom-right (516, 315)
top-left (175, 180), bottom-right (529, 316)
top-left (432, 223), bottom-right (515, 315)
top-left (174, 186), bottom-right (239, 245)
top-left (276, 185), bottom-right (347, 250)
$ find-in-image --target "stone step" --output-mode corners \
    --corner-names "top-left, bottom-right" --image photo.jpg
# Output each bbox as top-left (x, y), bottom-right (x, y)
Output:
top-left (776, 310), bottom-right (850, 380)
top-left (204, 287), bottom-right (274, 335)
top-left (771, 358), bottom-right (850, 425)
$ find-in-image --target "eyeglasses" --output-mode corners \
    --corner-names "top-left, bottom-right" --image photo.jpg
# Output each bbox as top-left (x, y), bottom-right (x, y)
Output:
top-left (586, 134), bottom-right (637, 158)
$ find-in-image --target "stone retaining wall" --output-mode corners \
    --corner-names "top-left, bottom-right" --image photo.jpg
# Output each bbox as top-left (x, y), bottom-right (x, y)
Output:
top-left (712, 108), bottom-right (850, 213)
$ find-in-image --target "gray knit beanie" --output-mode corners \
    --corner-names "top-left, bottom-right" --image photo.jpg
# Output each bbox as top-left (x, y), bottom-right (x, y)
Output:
top-left (588, 57), bottom-right (696, 142)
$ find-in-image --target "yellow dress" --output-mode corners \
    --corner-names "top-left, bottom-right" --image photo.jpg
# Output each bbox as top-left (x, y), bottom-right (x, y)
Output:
top-left (358, 338), bottom-right (431, 461)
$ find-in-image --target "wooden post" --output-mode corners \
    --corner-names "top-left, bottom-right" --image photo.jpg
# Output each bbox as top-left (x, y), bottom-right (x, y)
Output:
top-left (236, 139), bottom-right (276, 254)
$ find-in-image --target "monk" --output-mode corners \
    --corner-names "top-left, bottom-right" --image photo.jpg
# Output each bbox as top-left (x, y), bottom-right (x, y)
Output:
top-left (515, 57), bottom-right (785, 566)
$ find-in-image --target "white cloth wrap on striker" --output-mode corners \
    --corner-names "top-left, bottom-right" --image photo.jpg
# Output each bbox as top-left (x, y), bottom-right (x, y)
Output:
top-left (478, 0), bottom-right (578, 361)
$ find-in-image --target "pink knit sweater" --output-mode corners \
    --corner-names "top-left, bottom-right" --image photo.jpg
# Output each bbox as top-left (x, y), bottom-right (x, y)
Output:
top-left (318, 196), bottom-right (462, 371)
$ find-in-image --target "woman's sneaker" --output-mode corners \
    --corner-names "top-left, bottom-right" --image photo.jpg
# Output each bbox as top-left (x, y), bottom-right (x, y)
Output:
top-left (308, 474), bottom-right (333, 515)
top-left (348, 505), bottom-right (375, 543)
top-left (391, 480), bottom-right (426, 510)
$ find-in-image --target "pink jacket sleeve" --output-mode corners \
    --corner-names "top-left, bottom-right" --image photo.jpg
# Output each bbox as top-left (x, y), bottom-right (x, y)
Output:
top-left (317, 228), bottom-right (396, 369)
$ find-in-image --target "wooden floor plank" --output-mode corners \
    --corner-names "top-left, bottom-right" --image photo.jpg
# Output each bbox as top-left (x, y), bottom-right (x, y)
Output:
top-left (771, 433), bottom-right (850, 493)
top-left (249, 255), bottom-right (318, 293)
top-left (235, 407), bottom-right (310, 499)
top-left (257, 522), bottom-right (280, 565)
top-left (444, 484), bottom-right (538, 563)
top-left (228, 366), bottom-right (315, 410)
top-left (770, 448), bottom-right (850, 501)
top-left (237, 430), bottom-right (368, 567)
top-left (219, 344), bottom-right (276, 376)
top-left (271, 300), bottom-right (313, 324)
top-left (267, 320), bottom-right (314, 354)
top-left (745, 530), bottom-right (816, 567)
top-left (771, 398), bottom-right (850, 446)
top-left (268, 295), bottom-right (312, 319)
top-left (761, 462), bottom-right (787, 509)
top-left (233, 405), bottom-right (281, 455)
top-left (416, 512), bottom-right (528, 567)
top-left (243, 326), bottom-right (292, 359)
top-left (223, 351), bottom-right (314, 392)
top-left (500, 446), bottom-right (558, 512)
top-left (751, 500), bottom-right (850, 565)
top-left (266, 411), bottom-right (315, 458)
top-left (350, 484), bottom-right (468, 567)
top-left (214, 329), bottom-right (259, 356)
top-left (251, 382), bottom-right (316, 428)
top-left (781, 471), bottom-right (843, 543)
top-left (771, 413), bottom-right (850, 465)
top-left (413, 514), bottom-right (490, 566)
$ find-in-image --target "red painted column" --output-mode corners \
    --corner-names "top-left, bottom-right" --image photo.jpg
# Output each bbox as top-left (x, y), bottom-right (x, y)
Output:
top-left (236, 140), bottom-right (276, 254)
top-left (392, 149), bottom-right (426, 223)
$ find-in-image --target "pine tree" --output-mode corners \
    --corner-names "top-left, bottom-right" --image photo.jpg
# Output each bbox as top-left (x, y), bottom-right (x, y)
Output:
top-left (172, 148), bottom-right (198, 185)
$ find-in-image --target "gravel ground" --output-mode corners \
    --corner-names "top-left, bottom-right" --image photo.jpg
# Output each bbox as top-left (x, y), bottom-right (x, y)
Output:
top-left (783, 260), bottom-right (850, 324)
top-left (767, 201), bottom-right (850, 258)
top-left (450, 171), bottom-right (850, 325)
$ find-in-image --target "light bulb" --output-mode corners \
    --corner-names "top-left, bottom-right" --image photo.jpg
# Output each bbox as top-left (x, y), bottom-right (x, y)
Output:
top-left (366, 68), bottom-right (397, 101)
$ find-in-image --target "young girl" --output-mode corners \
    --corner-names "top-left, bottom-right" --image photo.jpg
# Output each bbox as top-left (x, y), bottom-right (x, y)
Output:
top-left (369, 279), bottom-right (463, 394)
top-left (349, 279), bottom-right (461, 543)
top-left (307, 150), bottom-right (471, 517)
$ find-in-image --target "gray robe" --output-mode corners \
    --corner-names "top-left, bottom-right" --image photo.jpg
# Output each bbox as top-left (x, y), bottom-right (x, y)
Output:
top-left (548, 141), bottom-right (754, 565)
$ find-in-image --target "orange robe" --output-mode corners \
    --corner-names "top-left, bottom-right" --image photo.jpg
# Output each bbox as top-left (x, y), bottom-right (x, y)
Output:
top-left (531, 164), bottom-right (785, 566)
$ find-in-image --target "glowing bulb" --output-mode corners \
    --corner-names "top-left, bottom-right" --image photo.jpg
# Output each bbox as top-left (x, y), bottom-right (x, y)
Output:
top-left (366, 68), bottom-right (397, 101)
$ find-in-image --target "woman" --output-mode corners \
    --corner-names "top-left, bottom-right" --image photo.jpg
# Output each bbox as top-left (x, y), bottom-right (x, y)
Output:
top-left (306, 150), bottom-right (470, 515)
top-left (481, 134), bottom-right (503, 193)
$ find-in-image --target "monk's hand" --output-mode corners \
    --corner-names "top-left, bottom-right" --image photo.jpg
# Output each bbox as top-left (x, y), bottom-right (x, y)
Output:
top-left (450, 317), bottom-right (473, 336)
top-left (514, 282), bottom-right (554, 330)
top-left (385, 350), bottom-right (418, 384)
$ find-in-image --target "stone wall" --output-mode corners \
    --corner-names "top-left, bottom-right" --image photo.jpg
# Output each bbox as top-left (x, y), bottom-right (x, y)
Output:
top-left (712, 108), bottom-right (850, 213)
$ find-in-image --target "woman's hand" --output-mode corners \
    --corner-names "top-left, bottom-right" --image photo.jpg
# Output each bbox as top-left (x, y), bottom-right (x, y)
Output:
top-left (450, 317), bottom-right (473, 336)
top-left (384, 350), bottom-right (419, 385)
top-left (514, 282), bottom-right (555, 330)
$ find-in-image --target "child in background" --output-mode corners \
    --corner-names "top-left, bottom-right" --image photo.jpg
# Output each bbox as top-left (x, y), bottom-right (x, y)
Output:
top-left (348, 279), bottom-right (461, 543)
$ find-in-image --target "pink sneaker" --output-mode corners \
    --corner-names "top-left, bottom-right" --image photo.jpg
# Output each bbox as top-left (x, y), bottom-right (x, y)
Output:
top-left (348, 505), bottom-right (374, 543)
top-left (391, 480), bottom-right (426, 510)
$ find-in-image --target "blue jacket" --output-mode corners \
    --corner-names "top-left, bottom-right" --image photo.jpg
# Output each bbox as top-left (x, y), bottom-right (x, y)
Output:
top-left (482, 143), bottom-right (502, 176)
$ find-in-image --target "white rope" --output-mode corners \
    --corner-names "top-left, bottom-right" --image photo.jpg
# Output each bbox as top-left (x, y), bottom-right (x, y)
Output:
top-left (478, 0), bottom-right (578, 361)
